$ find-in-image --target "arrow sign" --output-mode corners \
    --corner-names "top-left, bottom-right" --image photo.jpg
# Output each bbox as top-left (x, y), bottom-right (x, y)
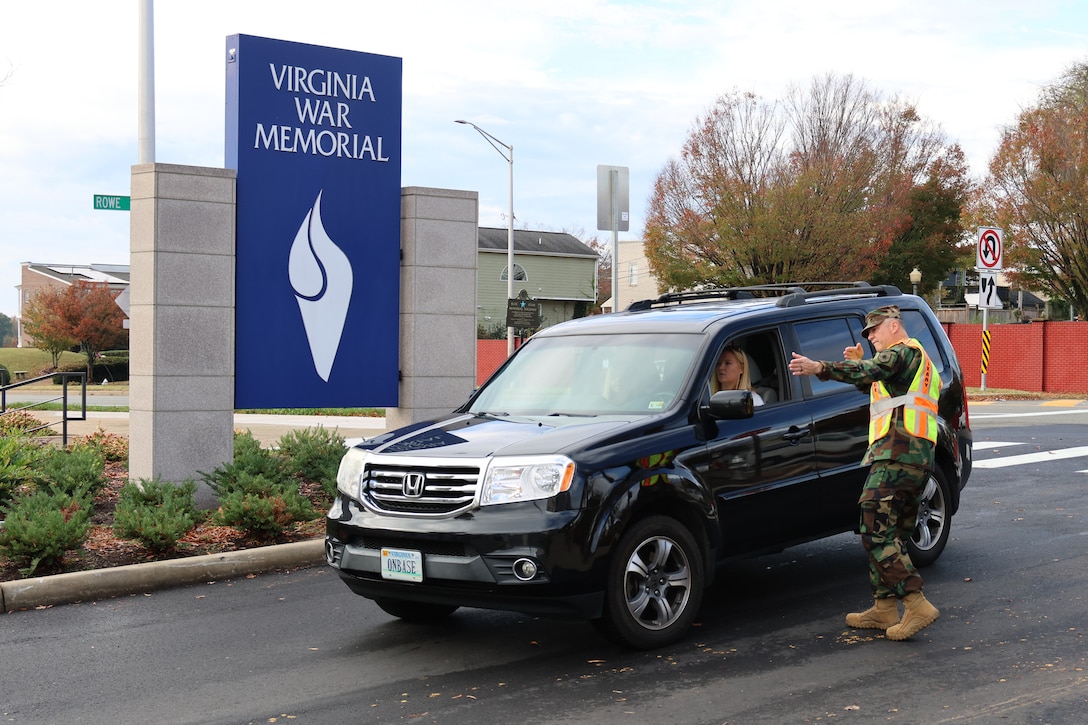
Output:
top-left (976, 226), bottom-right (1003, 270)
top-left (979, 272), bottom-right (1002, 309)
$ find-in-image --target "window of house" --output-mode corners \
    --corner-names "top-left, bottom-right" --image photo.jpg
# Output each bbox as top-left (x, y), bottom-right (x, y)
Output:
top-left (500, 264), bottom-right (528, 282)
top-left (629, 261), bottom-right (639, 286)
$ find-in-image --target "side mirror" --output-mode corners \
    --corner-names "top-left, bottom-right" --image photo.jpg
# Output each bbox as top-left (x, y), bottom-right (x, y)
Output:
top-left (704, 390), bottom-right (754, 420)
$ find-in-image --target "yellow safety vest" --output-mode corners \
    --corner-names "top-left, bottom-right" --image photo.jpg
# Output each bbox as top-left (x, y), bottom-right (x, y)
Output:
top-left (868, 338), bottom-right (941, 444)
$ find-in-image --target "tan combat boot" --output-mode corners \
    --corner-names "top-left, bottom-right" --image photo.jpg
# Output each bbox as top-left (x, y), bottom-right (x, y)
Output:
top-left (886, 592), bottom-right (939, 640)
top-left (844, 597), bottom-right (900, 630)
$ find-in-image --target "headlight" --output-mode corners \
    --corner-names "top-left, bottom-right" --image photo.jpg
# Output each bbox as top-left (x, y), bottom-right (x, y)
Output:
top-left (481, 456), bottom-right (576, 506)
top-left (336, 448), bottom-right (368, 500)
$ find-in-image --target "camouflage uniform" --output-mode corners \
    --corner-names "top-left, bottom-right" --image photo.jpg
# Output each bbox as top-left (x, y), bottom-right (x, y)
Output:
top-left (817, 342), bottom-right (935, 598)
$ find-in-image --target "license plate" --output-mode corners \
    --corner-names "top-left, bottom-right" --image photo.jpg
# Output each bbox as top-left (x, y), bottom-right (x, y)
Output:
top-left (381, 548), bottom-right (423, 583)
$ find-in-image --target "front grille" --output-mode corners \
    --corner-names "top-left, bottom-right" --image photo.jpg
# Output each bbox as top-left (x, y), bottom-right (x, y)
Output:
top-left (360, 535), bottom-right (469, 557)
top-left (362, 463), bottom-right (480, 517)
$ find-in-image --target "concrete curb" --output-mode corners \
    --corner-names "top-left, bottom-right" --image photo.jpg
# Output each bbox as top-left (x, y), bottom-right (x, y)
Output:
top-left (0, 538), bottom-right (325, 613)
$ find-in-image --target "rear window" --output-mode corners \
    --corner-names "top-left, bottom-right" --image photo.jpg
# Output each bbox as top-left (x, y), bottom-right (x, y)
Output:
top-left (793, 317), bottom-right (859, 397)
top-left (794, 308), bottom-right (949, 397)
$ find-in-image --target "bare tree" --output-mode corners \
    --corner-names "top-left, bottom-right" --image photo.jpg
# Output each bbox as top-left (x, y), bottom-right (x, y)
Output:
top-left (646, 74), bottom-right (955, 290)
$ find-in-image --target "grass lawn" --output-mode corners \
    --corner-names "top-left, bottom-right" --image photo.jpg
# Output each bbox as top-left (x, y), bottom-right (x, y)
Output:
top-left (0, 348), bottom-right (86, 380)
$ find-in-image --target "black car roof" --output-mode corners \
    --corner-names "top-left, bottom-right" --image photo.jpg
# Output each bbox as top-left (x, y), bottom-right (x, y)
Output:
top-left (536, 283), bottom-right (909, 337)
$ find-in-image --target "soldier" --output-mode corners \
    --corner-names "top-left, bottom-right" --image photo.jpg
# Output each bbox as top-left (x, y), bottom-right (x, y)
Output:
top-left (788, 305), bottom-right (941, 640)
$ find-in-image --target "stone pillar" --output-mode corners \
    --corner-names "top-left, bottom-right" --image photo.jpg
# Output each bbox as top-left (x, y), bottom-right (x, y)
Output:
top-left (386, 187), bottom-right (479, 429)
top-left (129, 163), bottom-right (235, 508)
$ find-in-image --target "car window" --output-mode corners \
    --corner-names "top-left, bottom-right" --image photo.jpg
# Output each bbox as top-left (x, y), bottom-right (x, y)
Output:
top-left (793, 317), bottom-right (860, 397)
top-left (469, 333), bottom-right (702, 416)
top-left (707, 329), bottom-right (787, 406)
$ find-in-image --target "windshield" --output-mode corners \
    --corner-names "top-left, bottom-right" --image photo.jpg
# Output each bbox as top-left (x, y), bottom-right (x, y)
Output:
top-left (469, 333), bottom-right (701, 417)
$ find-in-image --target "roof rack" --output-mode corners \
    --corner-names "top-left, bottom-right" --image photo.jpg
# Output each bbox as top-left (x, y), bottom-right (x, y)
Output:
top-left (776, 284), bottom-right (902, 307)
top-left (626, 282), bottom-right (897, 311)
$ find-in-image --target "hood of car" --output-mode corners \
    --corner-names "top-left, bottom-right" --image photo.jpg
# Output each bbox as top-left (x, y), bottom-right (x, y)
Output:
top-left (354, 413), bottom-right (634, 459)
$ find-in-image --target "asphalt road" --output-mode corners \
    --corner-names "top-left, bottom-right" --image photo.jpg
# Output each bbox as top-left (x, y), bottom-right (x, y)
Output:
top-left (3, 401), bottom-right (1087, 724)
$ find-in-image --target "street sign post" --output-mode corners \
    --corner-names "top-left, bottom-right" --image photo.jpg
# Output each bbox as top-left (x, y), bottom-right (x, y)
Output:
top-left (597, 165), bottom-right (629, 313)
top-left (975, 227), bottom-right (1004, 390)
top-left (976, 227), bottom-right (1003, 271)
top-left (93, 195), bottom-right (130, 211)
top-left (978, 272), bottom-right (1003, 309)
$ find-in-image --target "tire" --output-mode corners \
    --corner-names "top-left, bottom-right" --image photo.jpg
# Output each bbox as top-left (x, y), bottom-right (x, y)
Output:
top-left (593, 515), bottom-right (704, 649)
top-left (374, 598), bottom-right (459, 622)
top-left (905, 466), bottom-right (952, 567)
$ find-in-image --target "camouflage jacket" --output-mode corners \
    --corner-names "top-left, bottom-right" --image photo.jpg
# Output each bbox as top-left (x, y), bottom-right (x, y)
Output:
top-left (817, 342), bottom-right (936, 470)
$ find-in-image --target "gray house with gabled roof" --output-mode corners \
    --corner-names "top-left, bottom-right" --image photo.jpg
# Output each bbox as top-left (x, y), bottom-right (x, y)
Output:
top-left (476, 227), bottom-right (598, 335)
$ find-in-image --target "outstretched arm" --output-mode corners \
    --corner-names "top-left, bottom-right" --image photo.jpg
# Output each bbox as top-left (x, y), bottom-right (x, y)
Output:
top-left (789, 352), bottom-right (825, 377)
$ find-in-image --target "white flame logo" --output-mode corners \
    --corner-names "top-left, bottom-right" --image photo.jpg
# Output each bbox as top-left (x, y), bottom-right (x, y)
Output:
top-left (288, 191), bottom-right (353, 382)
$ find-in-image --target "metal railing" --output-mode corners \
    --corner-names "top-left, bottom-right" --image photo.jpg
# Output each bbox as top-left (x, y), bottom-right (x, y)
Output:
top-left (1, 372), bottom-right (88, 447)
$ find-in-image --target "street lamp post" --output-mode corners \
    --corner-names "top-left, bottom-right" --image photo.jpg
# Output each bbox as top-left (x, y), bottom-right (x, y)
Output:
top-left (910, 266), bottom-right (922, 297)
top-left (456, 120), bottom-right (515, 357)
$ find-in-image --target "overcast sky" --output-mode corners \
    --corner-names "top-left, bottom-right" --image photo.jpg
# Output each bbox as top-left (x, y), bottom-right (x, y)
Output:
top-left (1, 0), bottom-right (1086, 319)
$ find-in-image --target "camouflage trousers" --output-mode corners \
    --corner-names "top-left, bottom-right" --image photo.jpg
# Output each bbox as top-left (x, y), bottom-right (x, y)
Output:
top-left (858, 460), bottom-right (928, 599)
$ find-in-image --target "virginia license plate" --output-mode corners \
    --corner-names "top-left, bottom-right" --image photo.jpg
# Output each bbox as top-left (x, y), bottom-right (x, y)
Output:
top-left (380, 547), bottom-right (423, 583)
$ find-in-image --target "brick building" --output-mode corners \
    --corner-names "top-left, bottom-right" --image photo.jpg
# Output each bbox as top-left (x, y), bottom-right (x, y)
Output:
top-left (16, 262), bottom-right (130, 347)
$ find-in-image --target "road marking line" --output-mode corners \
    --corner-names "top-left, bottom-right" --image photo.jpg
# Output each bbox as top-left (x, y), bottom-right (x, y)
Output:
top-left (1041, 399), bottom-right (1082, 407)
top-left (971, 409), bottom-right (1088, 420)
top-left (973, 441), bottom-right (1025, 451)
top-left (973, 445), bottom-right (1088, 469)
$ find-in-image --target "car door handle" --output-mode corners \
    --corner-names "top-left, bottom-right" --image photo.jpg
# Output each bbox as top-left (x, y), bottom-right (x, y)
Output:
top-left (783, 426), bottom-right (811, 444)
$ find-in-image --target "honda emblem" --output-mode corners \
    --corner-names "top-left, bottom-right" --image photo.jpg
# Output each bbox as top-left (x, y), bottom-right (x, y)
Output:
top-left (402, 472), bottom-right (425, 498)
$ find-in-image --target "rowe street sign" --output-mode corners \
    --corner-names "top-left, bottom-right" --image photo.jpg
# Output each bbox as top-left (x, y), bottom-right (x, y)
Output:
top-left (93, 194), bottom-right (130, 211)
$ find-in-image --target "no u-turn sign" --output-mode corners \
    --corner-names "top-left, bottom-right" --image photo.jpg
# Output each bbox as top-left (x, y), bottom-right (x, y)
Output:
top-left (977, 227), bottom-right (1003, 271)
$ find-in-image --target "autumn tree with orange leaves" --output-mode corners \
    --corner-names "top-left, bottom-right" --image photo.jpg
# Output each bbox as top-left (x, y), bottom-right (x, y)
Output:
top-left (645, 73), bottom-right (964, 292)
top-left (21, 288), bottom-right (78, 368)
top-left (980, 62), bottom-right (1088, 318)
top-left (21, 282), bottom-right (127, 378)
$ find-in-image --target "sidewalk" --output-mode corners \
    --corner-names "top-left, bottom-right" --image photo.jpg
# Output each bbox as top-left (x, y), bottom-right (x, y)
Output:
top-left (36, 410), bottom-right (387, 446)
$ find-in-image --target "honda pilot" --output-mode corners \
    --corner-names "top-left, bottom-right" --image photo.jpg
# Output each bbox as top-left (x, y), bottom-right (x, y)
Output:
top-left (325, 283), bottom-right (972, 649)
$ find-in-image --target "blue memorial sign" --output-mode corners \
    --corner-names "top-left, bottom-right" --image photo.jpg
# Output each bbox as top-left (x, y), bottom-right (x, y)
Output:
top-left (226, 34), bottom-right (401, 408)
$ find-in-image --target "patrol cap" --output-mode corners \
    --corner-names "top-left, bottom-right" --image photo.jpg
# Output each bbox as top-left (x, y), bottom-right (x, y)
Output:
top-left (862, 305), bottom-right (901, 333)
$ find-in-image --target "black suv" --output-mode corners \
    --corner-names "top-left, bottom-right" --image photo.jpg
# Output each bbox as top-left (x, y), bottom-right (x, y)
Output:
top-left (325, 284), bottom-right (972, 648)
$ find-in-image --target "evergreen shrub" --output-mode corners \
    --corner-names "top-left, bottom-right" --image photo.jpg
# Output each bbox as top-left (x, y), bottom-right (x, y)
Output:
top-left (0, 431), bottom-right (44, 506)
top-left (0, 488), bottom-right (92, 576)
top-left (277, 426), bottom-right (346, 496)
top-left (35, 445), bottom-right (105, 498)
top-left (113, 479), bottom-right (198, 553)
top-left (75, 429), bottom-right (129, 463)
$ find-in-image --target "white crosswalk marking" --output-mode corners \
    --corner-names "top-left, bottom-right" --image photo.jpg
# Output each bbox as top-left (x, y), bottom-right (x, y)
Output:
top-left (973, 446), bottom-right (1088, 469)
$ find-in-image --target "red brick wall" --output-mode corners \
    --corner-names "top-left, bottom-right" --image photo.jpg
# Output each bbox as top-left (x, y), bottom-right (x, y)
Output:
top-left (943, 321), bottom-right (1088, 393)
top-left (477, 339), bottom-right (524, 386)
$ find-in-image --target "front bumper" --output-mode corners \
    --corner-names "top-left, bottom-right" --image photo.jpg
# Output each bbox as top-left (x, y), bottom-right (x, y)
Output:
top-left (324, 495), bottom-right (604, 620)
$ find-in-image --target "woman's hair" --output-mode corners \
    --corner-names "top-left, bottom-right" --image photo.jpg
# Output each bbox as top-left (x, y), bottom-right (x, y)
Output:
top-left (711, 345), bottom-right (754, 394)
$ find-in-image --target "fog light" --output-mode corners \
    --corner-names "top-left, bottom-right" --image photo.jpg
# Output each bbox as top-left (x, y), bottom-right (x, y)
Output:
top-left (513, 558), bottom-right (538, 581)
top-left (325, 540), bottom-right (343, 565)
